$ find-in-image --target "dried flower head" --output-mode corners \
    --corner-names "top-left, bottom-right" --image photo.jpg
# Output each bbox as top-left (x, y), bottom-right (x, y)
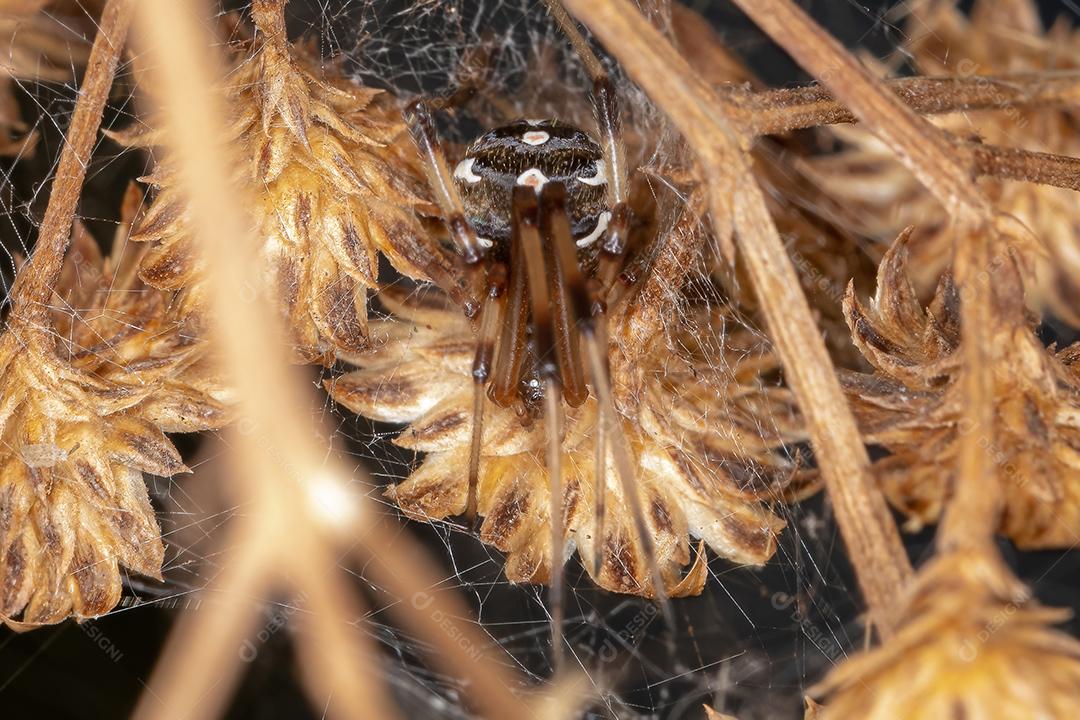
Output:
top-left (842, 228), bottom-right (1080, 548)
top-left (115, 7), bottom-right (443, 362)
top-left (814, 549), bottom-right (1080, 719)
top-left (0, 185), bottom-right (227, 628)
top-left (327, 286), bottom-right (811, 597)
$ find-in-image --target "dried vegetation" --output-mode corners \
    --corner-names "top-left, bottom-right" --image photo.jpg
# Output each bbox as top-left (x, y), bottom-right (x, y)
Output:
top-left (2, 0), bottom-right (1080, 717)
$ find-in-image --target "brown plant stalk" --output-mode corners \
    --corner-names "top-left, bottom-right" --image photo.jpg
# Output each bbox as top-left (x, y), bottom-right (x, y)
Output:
top-left (726, 2), bottom-right (1080, 716)
top-left (562, 0), bottom-right (913, 633)
top-left (7, 0), bottom-right (134, 325)
top-left (724, 0), bottom-right (1003, 549)
top-left (738, 72), bottom-right (1080, 136)
top-left (132, 3), bottom-right (392, 717)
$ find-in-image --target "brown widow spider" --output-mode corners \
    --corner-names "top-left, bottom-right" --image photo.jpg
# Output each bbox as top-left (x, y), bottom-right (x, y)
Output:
top-left (403, 0), bottom-right (676, 664)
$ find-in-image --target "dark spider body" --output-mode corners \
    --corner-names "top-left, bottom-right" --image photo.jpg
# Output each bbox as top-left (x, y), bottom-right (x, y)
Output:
top-left (453, 118), bottom-right (610, 261)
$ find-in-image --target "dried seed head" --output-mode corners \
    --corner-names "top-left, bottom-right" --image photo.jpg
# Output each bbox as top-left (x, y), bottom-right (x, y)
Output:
top-left (0, 185), bottom-right (228, 628)
top-left (327, 286), bottom-right (811, 597)
top-left (814, 550), bottom-right (1080, 719)
top-left (842, 229), bottom-right (1080, 548)
top-left (114, 24), bottom-right (441, 363)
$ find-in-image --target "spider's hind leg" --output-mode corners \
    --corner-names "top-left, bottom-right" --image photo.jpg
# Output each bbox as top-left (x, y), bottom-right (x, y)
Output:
top-left (513, 185), bottom-right (570, 674)
top-left (466, 263), bottom-right (508, 521)
top-left (539, 182), bottom-right (676, 633)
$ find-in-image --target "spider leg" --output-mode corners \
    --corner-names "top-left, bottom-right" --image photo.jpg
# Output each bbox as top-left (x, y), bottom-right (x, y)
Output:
top-left (466, 263), bottom-right (508, 521)
top-left (404, 100), bottom-right (487, 314)
top-left (542, 0), bottom-right (632, 298)
top-left (490, 237), bottom-right (529, 407)
top-left (513, 185), bottom-right (568, 675)
top-left (540, 182), bottom-right (676, 631)
top-left (544, 0), bottom-right (654, 595)
top-left (543, 223), bottom-right (589, 408)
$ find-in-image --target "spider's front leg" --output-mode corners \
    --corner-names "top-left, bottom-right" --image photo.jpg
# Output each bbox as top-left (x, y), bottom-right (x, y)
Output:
top-left (404, 100), bottom-right (487, 316)
top-left (404, 99), bottom-right (497, 519)
top-left (513, 183), bottom-right (571, 674)
top-left (542, 0), bottom-right (633, 298)
top-left (538, 183), bottom-right (673, 632)
top-left (466, 263), bottom-right (507, 520)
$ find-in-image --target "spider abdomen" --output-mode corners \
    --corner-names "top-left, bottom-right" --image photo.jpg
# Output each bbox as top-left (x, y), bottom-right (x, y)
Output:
top-left (453, 119), bottom-right (609, 257)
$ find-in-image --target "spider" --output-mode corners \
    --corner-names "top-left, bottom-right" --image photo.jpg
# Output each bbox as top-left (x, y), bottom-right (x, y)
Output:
top-left (403, 0), bottom-right (674, 663)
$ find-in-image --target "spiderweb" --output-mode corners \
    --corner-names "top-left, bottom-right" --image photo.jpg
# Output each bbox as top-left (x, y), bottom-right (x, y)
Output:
top-left (1, 2), bottom-right (1077, 719)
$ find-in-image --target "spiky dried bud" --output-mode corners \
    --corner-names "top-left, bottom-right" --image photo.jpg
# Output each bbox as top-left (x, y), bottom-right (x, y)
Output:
top-left (114, 24), bottom-right (444, 363)
top-left (327, 287), bottom-right (812, 597)
top-left (814, 550), bottom-right (1080, 718)
top-left (0, 185), bottom-right (228, 628)
top-left (842, 229), bottom-right (1080, 548)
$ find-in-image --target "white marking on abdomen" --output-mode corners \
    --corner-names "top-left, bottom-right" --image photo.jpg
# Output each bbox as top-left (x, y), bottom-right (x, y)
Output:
top-left (522, 130), bottom-right (551, 145)
top-left (477, 235), bottom-right (494, 249)
top-left (576, 211), bottom-right (611, 248)
top-left (579, 160), bottom-right (607, 186)
top-left (453, 157), bottom-right (482, 183)
top-left (516, 167), bottom-right (548, 190)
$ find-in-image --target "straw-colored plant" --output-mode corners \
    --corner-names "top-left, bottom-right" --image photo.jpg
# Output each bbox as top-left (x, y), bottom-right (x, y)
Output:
top-left (328, 283), bottom-right (812, 596)
top-left (5, 0), bottom-right (1080, 718)
top-left (0, 185), bottom-right (226, 627)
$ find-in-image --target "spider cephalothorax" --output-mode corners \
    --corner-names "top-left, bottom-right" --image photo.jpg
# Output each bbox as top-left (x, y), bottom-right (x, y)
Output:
top-left (453, 118), bottom-right (610, 257)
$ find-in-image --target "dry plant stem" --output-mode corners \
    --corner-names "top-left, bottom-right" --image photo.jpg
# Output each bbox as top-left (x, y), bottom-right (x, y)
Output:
top-left (968, 144), bottom-right (1080, 192)
top-left (938, 229), bottom-right (1001, 551)
top-left (742, 73), bottom-right (1080, 136)
top-left (728, 0), bottom-right (988, 223)
top-left (728, 0), bottom-right (1005, 548)
top-left (132, 3), bottom-right (398, 719)
top-left (133, 2), bottom-right (529, 717)
top-left (743, 78), bottom-right (1080, 194)
top-left (562, 0), bottom-right (912, 633)
top-left (132, 517), bottom-right (278, 720)
top-left (8, 0), bottom-right (134, 325)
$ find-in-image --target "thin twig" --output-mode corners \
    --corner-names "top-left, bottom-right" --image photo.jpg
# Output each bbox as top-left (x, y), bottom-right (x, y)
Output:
top-left (937, 227), bottom-right (1001, 551)
top-left (8, 0), bottom-right (134, 325)
top-left (735, 73), bottom-right (1080, 194)
top-left (727, 0), bottom-right (990, 224)
top-left (562, 0), bottom-right (913, 634)
top-left (968, 142), bottom-right (1080, 192)
top-left (738, 72), bottom-right (1080, 136)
